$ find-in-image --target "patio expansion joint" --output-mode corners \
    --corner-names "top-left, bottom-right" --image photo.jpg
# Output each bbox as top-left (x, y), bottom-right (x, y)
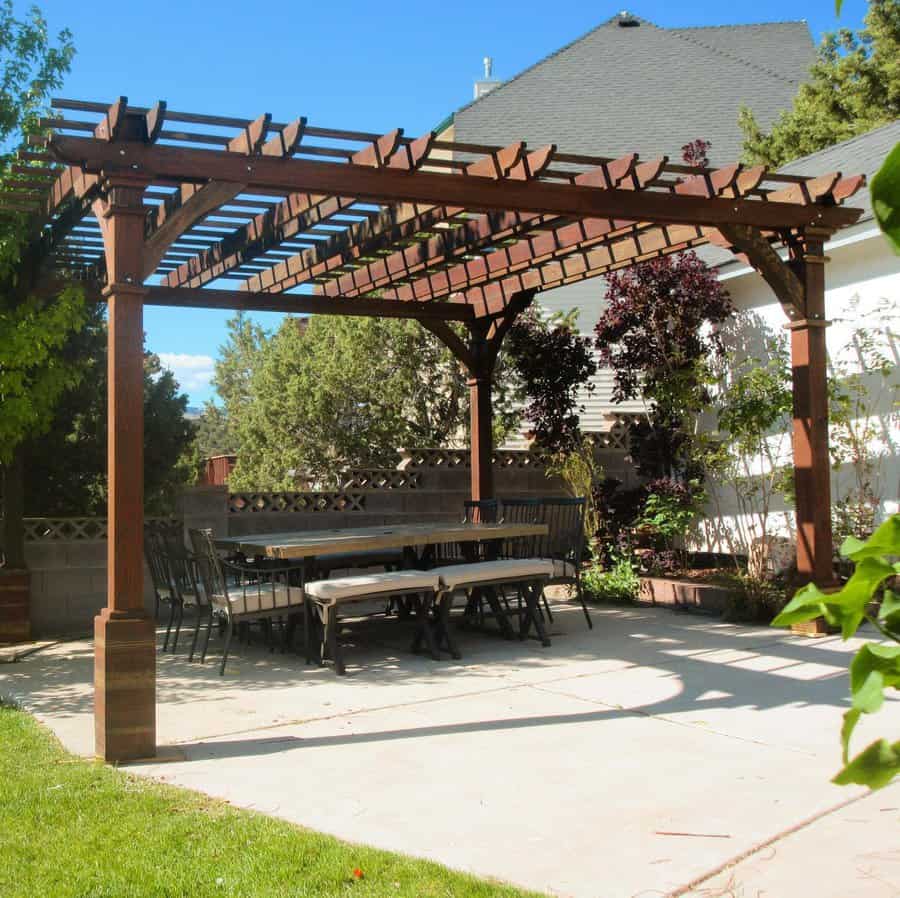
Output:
top-left (167, 678), bottom-right (538, 746)
top-left (664, 783), bottom-right (896, 897)
top-left (527, 681), bottom-right (822, 757)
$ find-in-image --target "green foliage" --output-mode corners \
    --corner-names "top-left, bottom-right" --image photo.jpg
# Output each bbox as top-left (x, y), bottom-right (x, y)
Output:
top-left (870, 140), bottom-right (900, 254)
top-left (0, 284), bottom-right (87, 464)
top-left (229, 315), bottom-right (478, 488)
top-left (707, 322), bottom-right (795, 579)
top-left (545, 435), bottom-right (602, 539)
top-left (582, 555), bottom-right (640, 603)
top-left (828, 296), bottom-right (898, 552)
top-left (24, 306), bottom-right (197, 515)
top-left (209, 312), bottom-right (267, 454)
top-left (194, 401), bottom-right (238, 459)
top-left (220, 304), bottom-right (595, 489)
top-left (772, 515), bottom-right (900, 789)
top-left (0, 1), bottom-right (77, 462)
top-left (740, 0), bottom-right (900, 166)
top-left (638, 483), bottom-right (703, 545)
top-left (722, 573), bottom-right (788, 623)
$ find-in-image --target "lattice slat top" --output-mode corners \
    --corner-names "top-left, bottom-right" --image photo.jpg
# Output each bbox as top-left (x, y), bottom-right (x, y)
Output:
top-left (0, 95), bottom-right (865, 318)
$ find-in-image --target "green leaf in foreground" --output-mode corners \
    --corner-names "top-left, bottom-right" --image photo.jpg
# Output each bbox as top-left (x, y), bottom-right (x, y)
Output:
top-left (833, 739), bottom-right (900, 790)
top-left (871, 141), bottom-right (900, 256)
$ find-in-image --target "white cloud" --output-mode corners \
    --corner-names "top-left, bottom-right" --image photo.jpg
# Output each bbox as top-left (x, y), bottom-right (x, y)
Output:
top-left (157, 352), bottom-right (216, 394)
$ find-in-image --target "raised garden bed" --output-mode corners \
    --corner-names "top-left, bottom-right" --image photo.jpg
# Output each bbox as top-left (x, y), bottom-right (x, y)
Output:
top-left (638, 573), bottom-right (738, 615)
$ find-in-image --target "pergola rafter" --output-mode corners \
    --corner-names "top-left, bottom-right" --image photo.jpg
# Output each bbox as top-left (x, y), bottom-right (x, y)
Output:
top-left (0, 97), bottom-right (865, 764)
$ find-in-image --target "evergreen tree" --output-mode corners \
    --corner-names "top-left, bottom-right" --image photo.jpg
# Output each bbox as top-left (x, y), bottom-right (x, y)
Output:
top-left (740, 0), bottom-right (900, 166)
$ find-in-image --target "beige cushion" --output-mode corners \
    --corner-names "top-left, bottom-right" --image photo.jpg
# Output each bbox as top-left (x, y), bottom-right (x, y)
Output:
top-left (213, 583), bottom-right (303, 615)
top-left (305, 570), bottom-right (440, 604)
top-left (550, 559), bottom-right (577, 580)
top-left (434, 559), bottom-right (554, 591)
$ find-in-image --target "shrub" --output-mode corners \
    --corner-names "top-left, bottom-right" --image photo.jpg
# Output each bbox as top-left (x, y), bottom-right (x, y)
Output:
top-left (583, 556), bottom-right (640, 603)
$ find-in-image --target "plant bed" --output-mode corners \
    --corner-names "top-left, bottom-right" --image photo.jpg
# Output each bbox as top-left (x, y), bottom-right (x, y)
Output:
top-left (637, 572), bottom-right (739, 615)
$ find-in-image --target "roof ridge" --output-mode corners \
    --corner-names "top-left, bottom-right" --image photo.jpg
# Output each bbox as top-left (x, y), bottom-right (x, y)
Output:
top-left (671, 19), bottom-right (809, 31)
top-left (449, 15), bottom-right (809, 124)
top-left (665, 26), bottom-right (807, 86)
top-left (779, 118), bottom-right (900, 169)
top-left (448, 15), bottom-right (661, 120)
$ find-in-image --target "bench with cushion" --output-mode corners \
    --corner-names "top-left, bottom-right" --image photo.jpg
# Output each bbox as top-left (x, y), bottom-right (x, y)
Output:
top-left (304, 569), bottom-right (442, 675)
top-left (431, 558), bottom-right (554, 646)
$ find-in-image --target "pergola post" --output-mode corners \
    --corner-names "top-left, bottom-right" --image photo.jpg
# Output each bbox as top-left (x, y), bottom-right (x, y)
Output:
top-left (467, 322), bottom-right (494, 502)
top-left (94, 172), bottom-right (156, 763)
top-left (719, 224), bottom-right (836, 587)
top-left (788, 230), bottom-right (835, 585)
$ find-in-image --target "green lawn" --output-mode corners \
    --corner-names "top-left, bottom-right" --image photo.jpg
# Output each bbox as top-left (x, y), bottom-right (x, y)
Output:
top-left (0, 704), bottom-right (543, 898)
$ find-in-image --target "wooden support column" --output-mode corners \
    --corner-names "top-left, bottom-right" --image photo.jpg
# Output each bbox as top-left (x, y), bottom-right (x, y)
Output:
top-left (719, 224), bottom-right (835, 586)
top-left (468, 322), bottom-right (495, 502)
top-left (94, 171), bottom-right (156, 763)
top-left (423, 290), bottom-right (536, 504)
top-left (788, 231), bottom-right (835, 586)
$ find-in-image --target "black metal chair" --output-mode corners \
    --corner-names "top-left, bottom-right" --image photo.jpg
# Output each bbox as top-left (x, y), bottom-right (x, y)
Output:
top-left (537, 497), bottom-right (592, 628)
top-left (143, 521), bottom-right (182, 650)
top-left (156, 524), bottom-right (210, 659)
top-left (188, 529), bottom-right (305, 675)
top-left (430, 499), bottom-right (502, 568)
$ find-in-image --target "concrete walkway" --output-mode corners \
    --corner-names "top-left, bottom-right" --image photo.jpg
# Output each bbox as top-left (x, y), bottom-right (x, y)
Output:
top-left (3, 602), bottom-right (899, 898)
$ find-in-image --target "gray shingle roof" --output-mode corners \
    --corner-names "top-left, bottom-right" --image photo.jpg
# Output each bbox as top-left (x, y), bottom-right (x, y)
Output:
top-left (451, 15), bottom-right (814, 164)
top-left (698, 118), bottom-right (900, 269)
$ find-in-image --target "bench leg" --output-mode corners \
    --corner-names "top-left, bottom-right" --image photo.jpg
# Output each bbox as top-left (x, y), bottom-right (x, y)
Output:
top-left (519, 581), bottom-right (551, 647)
top-left (411, 592), bottom-right (441, 661)
top-left (483, 585), bottom-right (516, 640)
top-left (326, 605), bottom-right (345, 675)
top-left (436, 593), bottom-right (462, 659)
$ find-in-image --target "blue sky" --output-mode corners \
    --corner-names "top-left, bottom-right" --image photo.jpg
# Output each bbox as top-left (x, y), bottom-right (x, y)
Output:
top-left (35, 0), bottom-right (869, 405)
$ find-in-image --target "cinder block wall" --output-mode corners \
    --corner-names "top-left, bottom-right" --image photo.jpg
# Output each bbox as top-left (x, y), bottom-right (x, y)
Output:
top-left (26, 540), bottom-right (155, 637)
top-left (22, 450), bottom-right (569, 637)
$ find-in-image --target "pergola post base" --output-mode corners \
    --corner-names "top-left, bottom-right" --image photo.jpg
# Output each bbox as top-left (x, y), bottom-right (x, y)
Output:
top-left (94, 608), bottom-right (156, 762)
top-left (0, 570), bottom-right (31, 644)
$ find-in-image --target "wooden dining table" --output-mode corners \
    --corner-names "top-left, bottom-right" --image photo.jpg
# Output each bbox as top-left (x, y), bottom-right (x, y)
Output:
top-left (214, 521), bottom-right (548, 561)
top-left (214, 521), bottom-right (550, 646)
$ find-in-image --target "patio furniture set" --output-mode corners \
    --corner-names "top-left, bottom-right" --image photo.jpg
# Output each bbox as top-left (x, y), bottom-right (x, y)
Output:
top-left (144, 497), bottom-right (589, 676)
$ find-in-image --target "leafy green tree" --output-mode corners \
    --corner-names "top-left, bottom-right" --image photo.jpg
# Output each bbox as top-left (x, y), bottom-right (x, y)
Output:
top-left (740, 0), bottom-right (900, 166)
top-left (194, 402), bottom-right (238, 459)
top-left (0, 1), bottom-right (78, 457)
top-left (707, 322), bottom-right (795, 584)
top-left (210, 312), bottom-right (267, 451)
top-left (24, 306), bottom-right (197, 515)
top-left (229, 315), bottom-right (475, 489)
top-left (0, 3), bottom-right (76, 565)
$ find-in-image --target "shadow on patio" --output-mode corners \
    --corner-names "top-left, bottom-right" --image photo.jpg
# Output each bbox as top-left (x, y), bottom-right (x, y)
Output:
top-left (2, 600), bottom-right (861, 760)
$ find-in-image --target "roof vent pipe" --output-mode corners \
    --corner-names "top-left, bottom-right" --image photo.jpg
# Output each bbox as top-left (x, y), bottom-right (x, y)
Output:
top-left (474, 57), bottom-right (502, 100)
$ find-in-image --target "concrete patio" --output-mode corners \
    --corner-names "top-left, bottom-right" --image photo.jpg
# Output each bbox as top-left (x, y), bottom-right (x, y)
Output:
top-left (3, 600), bottom-right (899, 898)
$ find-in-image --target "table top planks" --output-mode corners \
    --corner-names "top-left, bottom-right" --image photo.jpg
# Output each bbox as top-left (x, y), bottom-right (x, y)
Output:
top-left (214, 521), bottom-right (548, 560)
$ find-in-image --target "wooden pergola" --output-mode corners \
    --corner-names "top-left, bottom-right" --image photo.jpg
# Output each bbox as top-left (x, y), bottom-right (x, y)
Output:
top-left (1, 97), bottom-right (864, 762)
